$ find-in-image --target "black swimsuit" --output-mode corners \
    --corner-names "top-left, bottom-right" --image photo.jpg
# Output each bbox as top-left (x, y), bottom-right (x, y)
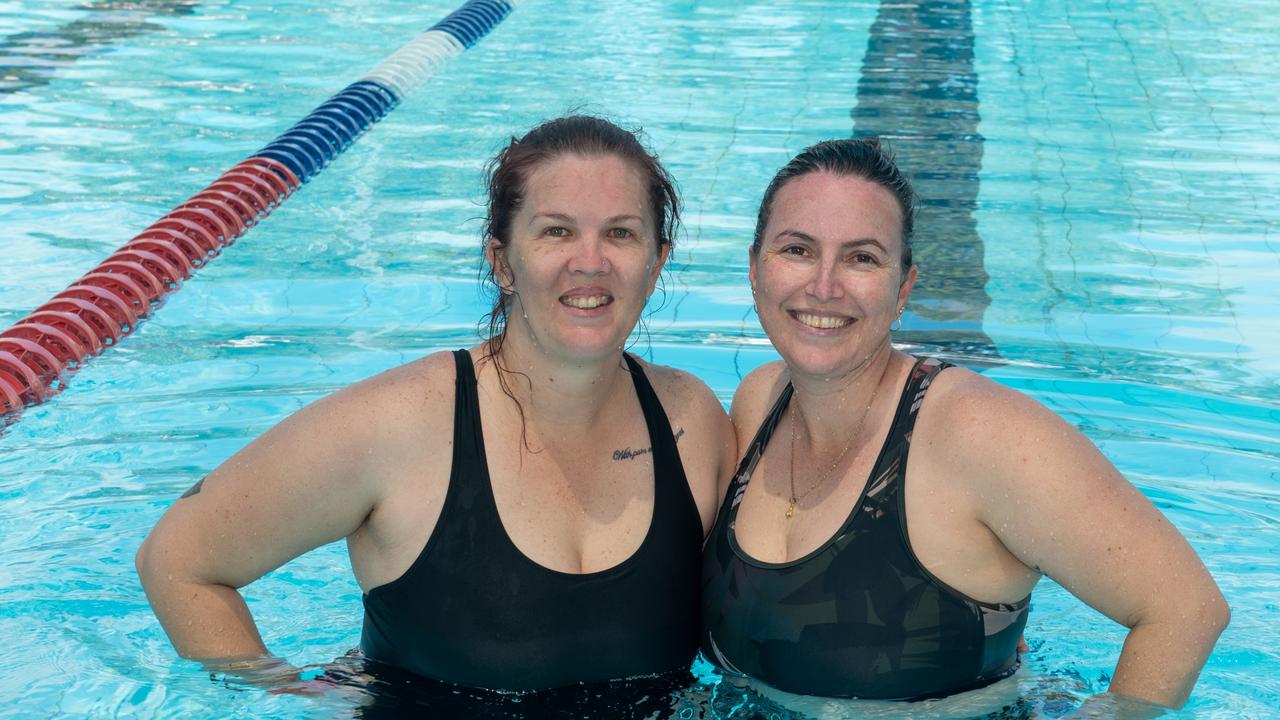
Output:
top-left (361, 350), bottom-right (703, 692)
top-left (701, 357), bottom-right (1030, 700)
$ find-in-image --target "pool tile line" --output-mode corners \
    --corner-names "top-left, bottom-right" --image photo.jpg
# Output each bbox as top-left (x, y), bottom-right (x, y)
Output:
top-left (0, 0), bottom-right (518, 427)
top-left (851, 0), bottom-right (997, 357)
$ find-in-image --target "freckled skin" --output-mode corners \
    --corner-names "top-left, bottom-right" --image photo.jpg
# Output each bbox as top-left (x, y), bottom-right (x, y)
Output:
top-left (490, 154), bottom-right (667, 368)
top-left (135, 149), bottom-right (739, 682)
top-left (749, 173), bottom-right (914, 383)
top-left (730, 170), bottom-right (1228, 709)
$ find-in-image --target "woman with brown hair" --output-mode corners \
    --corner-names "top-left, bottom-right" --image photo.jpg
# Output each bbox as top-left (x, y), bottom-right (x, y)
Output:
top-left (137, 115), bottom-right (735, 695)
top-left (702, 138), bottom-right (1228, 713)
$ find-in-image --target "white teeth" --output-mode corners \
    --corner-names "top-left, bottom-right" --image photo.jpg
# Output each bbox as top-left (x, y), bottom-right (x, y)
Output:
top-left (795, 312), bottom-right (852, 329)
top-left (563, 295), bottom-right (612, 309)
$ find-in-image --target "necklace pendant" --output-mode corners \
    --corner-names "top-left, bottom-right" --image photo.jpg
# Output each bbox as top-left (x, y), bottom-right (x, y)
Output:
top-left (786, 498), bottom-right (796, 519)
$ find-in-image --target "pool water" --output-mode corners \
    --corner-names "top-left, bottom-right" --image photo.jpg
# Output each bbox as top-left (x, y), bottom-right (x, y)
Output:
top-left (1, 0), bottom-right (1277, 717)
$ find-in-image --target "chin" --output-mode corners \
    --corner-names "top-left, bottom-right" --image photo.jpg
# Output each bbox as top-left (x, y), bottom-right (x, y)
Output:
top-left (775, 342), bottom-right (863, 379)
top-left (552, 329), bottom-right (630, 360)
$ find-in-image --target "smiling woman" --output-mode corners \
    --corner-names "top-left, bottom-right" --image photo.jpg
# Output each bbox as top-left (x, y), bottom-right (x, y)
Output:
top-left (135, 115), bottom-right (736, 704)
top-left (488, 153), bottom-right (668, 363)
top-left (701, 138), bottom-right (1228, 709)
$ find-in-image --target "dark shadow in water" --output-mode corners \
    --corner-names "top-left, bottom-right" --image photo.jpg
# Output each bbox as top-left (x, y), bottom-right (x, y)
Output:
top-left (852, 0), bottom-right (998, 358)
top-left (0, 0), bottom-right (198, 94)
top-left (257, 651), bottom-right (1063, 719)
top-left (268, 653), bottom-right (709, 720)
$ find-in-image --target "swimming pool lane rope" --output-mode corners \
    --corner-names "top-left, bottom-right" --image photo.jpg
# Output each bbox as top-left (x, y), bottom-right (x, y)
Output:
top-left (0, 0), bottom-right (517, 422)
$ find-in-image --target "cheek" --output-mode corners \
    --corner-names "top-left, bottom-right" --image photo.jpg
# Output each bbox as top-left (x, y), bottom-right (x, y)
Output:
top-left (755, 261), bottom-right (800, 296)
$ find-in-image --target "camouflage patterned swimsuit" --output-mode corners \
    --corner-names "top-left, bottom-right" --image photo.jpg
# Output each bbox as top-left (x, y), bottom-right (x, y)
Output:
top-left (700, 357), bottom-right (1029, 700)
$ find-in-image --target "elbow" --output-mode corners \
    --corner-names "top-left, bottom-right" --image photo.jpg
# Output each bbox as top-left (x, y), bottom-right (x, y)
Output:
top-left (135, 530), bottom-right (170, 596)
top-left (1206, 589), bottom-right (1231, 637)
top-left (1167, 584), bottom-right (1230, 649)
top-left (1131, 582), bottom-right (1230, 646)
top-left (1193, 572), bottom-right (1231, 638)
top-left (135, 533), bottom-right (157, 591)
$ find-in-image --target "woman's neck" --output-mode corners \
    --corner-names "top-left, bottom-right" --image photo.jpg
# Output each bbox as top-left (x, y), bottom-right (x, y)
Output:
top-left (787, 343), bottom-right (900, 454)
top-left (485, 330), bottom-right (632, 429)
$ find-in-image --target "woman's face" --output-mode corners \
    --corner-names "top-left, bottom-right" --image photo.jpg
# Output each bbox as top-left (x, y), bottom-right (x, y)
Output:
top-left (750, 171), bottom-right (916, 379)
top-left (491, 153), bottom-right (668, 363)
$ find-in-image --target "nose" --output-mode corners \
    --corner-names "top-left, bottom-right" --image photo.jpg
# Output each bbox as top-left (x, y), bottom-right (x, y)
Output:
top-left (567, 235), bottom-right (610, 275)
top-left (807, 257), bottom-right (843, 301)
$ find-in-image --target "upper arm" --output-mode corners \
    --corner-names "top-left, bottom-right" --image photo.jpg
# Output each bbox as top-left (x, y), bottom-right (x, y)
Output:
top-left (936, 372), bottom-right (1225, 628)
top-left (138, 353), bottom-right (453, 590)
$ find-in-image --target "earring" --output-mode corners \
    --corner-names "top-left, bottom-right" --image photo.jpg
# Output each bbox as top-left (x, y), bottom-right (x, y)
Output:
top-left (890, 308), bottom-right (904, 332)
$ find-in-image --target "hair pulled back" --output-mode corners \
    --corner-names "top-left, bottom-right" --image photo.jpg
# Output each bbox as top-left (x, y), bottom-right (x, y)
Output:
top-left (480, 115), bottom-right (681, 350)
top-left (753, 138), bottom-right (915, 270)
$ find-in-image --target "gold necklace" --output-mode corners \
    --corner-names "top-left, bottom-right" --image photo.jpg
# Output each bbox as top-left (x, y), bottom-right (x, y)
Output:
top-left (786, 363), bottom-right (887, 519)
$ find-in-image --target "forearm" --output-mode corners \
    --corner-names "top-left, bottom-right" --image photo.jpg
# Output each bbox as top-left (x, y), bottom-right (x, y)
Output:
top-left (1108, 606), bottom-right (1228, 708)
top-left (140, 573), bottom-right (270, 660)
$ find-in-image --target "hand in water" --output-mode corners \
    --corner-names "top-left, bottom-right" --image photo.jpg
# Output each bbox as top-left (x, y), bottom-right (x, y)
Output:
top-left (267, 676), bottom-right (340, 696)
top-left (203, 656), bottom-right (355, 701)
top-left (202, 655), bottom-right (301, 688)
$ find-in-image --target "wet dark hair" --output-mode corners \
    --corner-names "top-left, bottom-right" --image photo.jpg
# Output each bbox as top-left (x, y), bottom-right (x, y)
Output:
top-left (477, 115), bottom-right (681, 448)
top-left (752, 138), bottom-right (915, 270)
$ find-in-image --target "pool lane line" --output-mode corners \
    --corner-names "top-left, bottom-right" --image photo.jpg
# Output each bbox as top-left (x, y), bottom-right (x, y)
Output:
top-left (0, 0), bottom-right (517, 424)
top-left (1, 1), bottom-right (201, 95)
top-left (851, 0), bottom-right (998, 359)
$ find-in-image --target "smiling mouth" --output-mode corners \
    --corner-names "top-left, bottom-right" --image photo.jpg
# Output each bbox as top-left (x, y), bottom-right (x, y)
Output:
top-left (561, 294), bottom-right (613, 309)
top-left (790, 311), bottom-right (853, 330)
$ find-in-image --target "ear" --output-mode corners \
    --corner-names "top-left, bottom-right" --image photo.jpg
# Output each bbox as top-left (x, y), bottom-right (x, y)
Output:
top-left (486, 236), bottom-right (513, 292)
top-left (897, 264), bottom-right (918, 308)
top-left (748, 248), bottom-right (759, 294)
top-left (647, 242), bottom-right (672, 291)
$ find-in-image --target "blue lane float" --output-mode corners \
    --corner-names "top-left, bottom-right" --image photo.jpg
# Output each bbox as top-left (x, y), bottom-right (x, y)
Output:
top-left (0, 0), bottom-right (519, 423)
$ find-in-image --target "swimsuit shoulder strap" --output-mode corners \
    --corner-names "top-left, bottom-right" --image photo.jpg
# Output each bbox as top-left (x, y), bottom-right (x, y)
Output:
top-left (896, 356), bottom-right (951, 442)
top-left (723, 382), bottom-right (792, 512)
top-left (621, 353), bottom-right (701, 534)
top-left (450, 348), bottom-right (482, 460)
top-left (446, 349), bottom-right (498, 514)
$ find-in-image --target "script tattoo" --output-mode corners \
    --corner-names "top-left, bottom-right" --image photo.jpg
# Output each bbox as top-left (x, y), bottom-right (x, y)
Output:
top-left (180, 476), bottom-right (206, 499)
top-left (613, 427), bottom-right (684, 461)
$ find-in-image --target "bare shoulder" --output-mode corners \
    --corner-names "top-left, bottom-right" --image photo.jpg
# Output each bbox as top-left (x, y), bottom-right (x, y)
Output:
top-left (632, 359), bottom-right (728, 446)
top-left (345, 349), bottom-right (457, 420)
top-left (632, 358), bottom-right (734, 532)
top-left (138, 350), bottom-right (464, 592)
top-left (915, 364), bottom-right (1108, 504)
top-left (300, 349), bottom-right (458, 456)
top-left (919, 365), bottom-right (1067, 448)
top-left (730, 360), bottom-right (788, 437)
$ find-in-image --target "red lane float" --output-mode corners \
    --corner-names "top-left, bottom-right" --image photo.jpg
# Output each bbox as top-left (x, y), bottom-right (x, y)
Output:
top-left (0, 157), bottom-right (298, 416)
top-left (0, 0), bottom-right (517, 423)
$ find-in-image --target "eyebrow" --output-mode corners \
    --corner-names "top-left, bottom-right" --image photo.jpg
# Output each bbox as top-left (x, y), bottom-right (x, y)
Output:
top-left (529, 213), bottom-right (645, 226)
top-left (772, 230), bottom-right (889, 253)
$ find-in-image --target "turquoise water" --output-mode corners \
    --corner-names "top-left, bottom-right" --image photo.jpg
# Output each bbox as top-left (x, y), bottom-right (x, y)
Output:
top-left (1, 0), bottom-right (1277, 717)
